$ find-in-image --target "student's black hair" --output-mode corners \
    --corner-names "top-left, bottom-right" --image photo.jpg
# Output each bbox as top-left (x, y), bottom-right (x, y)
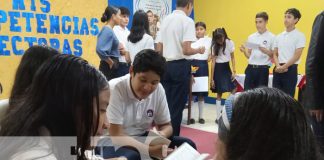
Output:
top-left (101, 6), bottom-right (119, 23)
top-left (9, 45), bottom-right (60, 109)
top-left (146, 10), bottom-right (153, 14)
top-left (285, 8), bottom-right (302, 23)
top-left (256, 12), bottom-right (269, 21)
top-left (176, 0), bottom-right (194, 8)
top-left (128, 10), bottom-right (150, 43)
top-left (195, 22), bottom-right (206, 30)
top-left (0, 54), bottom-right (109, 159)
top-left (225, 87), bottom-right (322, 160)
top-left (119, 6), bottom-right (130, 16)
top-left (211, 28), bottom-right (230, 56)
top-left (132, 49), bottom-right (166, 78)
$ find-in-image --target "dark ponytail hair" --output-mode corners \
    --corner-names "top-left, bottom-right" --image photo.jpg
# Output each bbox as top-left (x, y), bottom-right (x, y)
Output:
top-left (211, 28), bottom-right (230, 56)
top-left (101, 6), bottom-right (119, 23)
top-left (128, 10), bottom-right (150, 43)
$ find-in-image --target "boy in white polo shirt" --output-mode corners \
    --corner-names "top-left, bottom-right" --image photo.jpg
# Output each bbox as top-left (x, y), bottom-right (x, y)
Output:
top-left (107, 49), bottom-right (196, 160)
top-left (157, 0), bottom-right (205, 136)
top-left (240, 12), bottom-right (275, 90)
top-left (113, 7), bottom-right (131, 77)
top-left (273, 8), bottom-right (306, 97)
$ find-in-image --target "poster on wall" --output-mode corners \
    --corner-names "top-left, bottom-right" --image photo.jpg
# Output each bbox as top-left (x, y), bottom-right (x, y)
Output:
top-left (0, 0), bottom-right (107, 98)
top-left (133, 0), bottom-right (172, 21)
top-left (0, 0), bottom-right (106, 57)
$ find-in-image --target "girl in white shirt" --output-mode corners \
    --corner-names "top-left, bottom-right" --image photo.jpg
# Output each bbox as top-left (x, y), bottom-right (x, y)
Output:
top-left (210, 28), bottom-right (237, 124)
top-left (126, 10), bottom-right (155, 63)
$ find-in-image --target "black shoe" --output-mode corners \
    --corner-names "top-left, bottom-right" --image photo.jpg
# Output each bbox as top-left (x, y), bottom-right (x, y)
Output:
top-left (215, 119), bottom-right (219, 124)
top-left (198, 118), bottom-right (205, 124)
top-left (189, 118), bottom-right (195, 124)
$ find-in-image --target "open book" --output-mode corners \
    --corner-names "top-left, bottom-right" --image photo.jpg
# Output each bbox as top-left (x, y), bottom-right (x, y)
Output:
top-left (165, 142), bottom-right (209, 160)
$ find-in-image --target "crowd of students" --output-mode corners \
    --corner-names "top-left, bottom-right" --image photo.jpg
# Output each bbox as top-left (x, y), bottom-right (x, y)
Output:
top-left (0, 0), bottom-right (324, 159)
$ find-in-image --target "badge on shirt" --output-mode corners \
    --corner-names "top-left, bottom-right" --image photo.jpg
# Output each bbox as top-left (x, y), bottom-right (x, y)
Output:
top-left (263, 40), bottom-right (268, 45)
top-left (146, 109), bottom-right (154, 117)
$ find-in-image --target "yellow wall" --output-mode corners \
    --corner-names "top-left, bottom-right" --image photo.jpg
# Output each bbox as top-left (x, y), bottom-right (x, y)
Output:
top-left (0, 0), bottom-right (107, 99)
top-left (195, 0), bottom-right (323, 74)
top-left (195, 0), bottom-right (323, 98)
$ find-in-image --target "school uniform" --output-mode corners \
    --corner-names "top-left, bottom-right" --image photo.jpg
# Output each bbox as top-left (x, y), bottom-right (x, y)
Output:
top-left (212, 39), bottom-right (236, 93)
top-left (191, 36), bottom-right (212, 97)
top-left (126, 33), bottom-right (155, 63)
top-left (273, 29), bottom-right (306, 97)
top-left (244, 31), bottom-right (275, 90)
top-left (158, 10), bottom-right (197, 136)
top-left (113, 25), bottom-right (131, 77)
top-left (104, 74), bottom-right (196, 160)
top-left (96, 26), bottom-right (120, 81)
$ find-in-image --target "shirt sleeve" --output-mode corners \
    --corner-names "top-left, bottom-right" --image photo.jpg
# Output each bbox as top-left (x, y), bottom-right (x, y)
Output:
top-left (296, 33), bottom-right (306, 49)
top-left (125, 41), bottom-right (130, 52)
top-left (273, 36), bottom-right (279, 50)
top-left (269, 35), bottom-right (276, 50)
top-left (154, 85), bottom-right (171, 125)
top-left (145, 35), bottom-right (155, 50)
top-left (96, 27), bottom-right (114, 60)
top-left (107, 85), bottom-right (124, 125)
top-left (183, 19), bottom-right (197, 42)
top-left (155, 30), bottom-right (162, 43)
top-left (230, 40), bottom-right (235, 53)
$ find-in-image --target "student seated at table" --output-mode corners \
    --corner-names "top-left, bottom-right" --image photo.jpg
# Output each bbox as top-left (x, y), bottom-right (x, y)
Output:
top-left (106, 49), bottom-right (196, 160)
top-left (215, 88), bottom-right (322, 160)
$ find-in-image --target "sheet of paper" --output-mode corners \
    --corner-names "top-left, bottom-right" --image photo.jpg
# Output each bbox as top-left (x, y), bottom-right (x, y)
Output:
top-left (165, 143), bottom-right (209, 160)
top-left (192, 77), bottom-right (209, 92)
top-left (245, 41), bottom-right (260, 49)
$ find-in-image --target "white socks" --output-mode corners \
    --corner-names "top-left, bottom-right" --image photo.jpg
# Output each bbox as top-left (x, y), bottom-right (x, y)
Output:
top-left (198, 100), bottom-right (204, 119)
top-left (216, 100), bottom-right (222, 120)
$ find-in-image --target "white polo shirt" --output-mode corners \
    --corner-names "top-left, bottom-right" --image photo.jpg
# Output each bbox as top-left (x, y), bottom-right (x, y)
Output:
top-left (273, 29), bottom-right (306, 64)
top-left (126, 34), bottom-right (155, 63)
top-left (158, 10), bottom-right (197, 61)
top-left (247, 31), bottom-right (275, 65)
top-left (107, 74), bottom-right (171, 136)
top-left (215, 39), bottom-right (235, 63)
top-left (191, 36), bottom-right (212, 60)
top-left (113, 25), bottom-right (130, 63)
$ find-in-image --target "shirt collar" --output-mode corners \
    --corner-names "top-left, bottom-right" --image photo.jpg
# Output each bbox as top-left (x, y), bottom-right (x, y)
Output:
top-left (116, 25), bottom-right (129, 32)
top-left (173, 10), bottom-right (187, 16)
top-left (284, 28), bottom-right (297, 35)
top-left (256, 30), bottom-right (268, 36)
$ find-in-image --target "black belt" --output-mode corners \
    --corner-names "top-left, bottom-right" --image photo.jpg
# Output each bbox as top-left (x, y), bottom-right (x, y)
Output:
top-left (248, 64), bottom-right (269, 68)
top-left (119, 62), bottom-right (130, 66)
top-left (279, 63), bottom-right (298, 67)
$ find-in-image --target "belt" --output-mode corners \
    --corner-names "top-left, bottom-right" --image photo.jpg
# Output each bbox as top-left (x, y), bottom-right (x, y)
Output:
top-left (248, 64), bottom-right (269, 68)
top-left (119, 62), bottom-right (130, 66)
top-left (279, 63), bottom-right (298, 66)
